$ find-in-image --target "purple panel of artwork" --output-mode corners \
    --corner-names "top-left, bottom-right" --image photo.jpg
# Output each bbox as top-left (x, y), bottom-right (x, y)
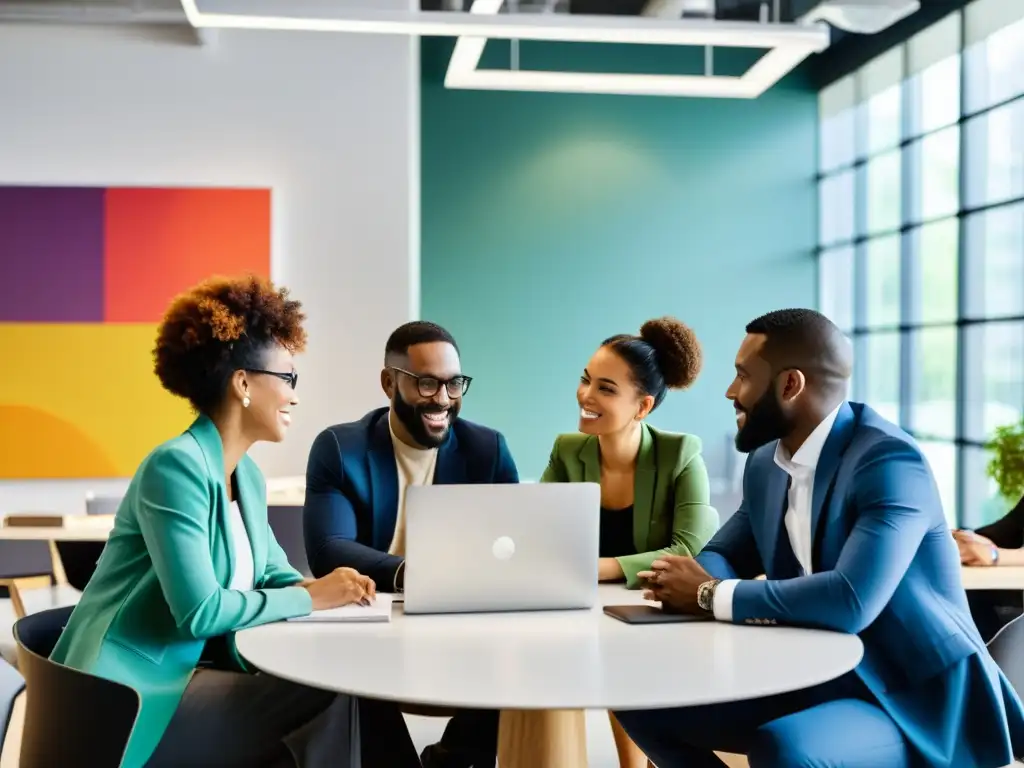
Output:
top-left (0, 186), bottom-right (105, 322)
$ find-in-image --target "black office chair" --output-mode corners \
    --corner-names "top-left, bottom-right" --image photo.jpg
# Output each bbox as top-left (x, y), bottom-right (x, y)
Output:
top-left (52, 540), bottom-right (106, 592)
top-left (0, 655), bottom-right (25, 751)
top-left (52, 495), bottom-right (119, 592)
top-left (268, 505), bottom-right (311, 577)
top-left (986, 613), bottom-right (1024, 764)
top-left (988, 612), bottom-right (1024, 694)
top-left (0, 539), bottom-right (55, 618)
top-left (987, 618), bottom-right (1024, 768)
top-left (14, 606), bottom-right (140, 768)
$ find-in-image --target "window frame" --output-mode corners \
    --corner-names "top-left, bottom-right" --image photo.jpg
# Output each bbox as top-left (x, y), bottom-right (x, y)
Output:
top-left (816, 3), bottom-right (1024, 527)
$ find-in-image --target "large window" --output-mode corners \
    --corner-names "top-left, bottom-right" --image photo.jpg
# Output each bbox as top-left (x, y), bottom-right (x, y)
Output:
top-left (817, 0), bottom-right (1024, 527)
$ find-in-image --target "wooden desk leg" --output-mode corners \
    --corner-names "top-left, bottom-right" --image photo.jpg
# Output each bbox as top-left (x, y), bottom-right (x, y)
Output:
top-left (0, 576), bottom-right (50, 619)
top-left (497, 709), bottom-right (587, 768)
top-left (3, 582), bottom-right (25, 620)
top-left (48, 540), bottom-right (68, 586)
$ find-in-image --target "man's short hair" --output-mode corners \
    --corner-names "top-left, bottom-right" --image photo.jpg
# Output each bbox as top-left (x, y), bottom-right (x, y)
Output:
top-left (384, 321), bottom-right (459, 362)
top-left (745, 308), bottom-right (851, 384)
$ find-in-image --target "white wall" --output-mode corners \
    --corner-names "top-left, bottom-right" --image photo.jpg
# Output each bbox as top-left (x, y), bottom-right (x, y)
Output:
top-left (0, 19), bottom-right (419, 514)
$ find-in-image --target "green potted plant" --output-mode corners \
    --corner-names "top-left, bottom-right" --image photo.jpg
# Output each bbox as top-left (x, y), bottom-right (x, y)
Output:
top-left (986, 420), bottom-right (1024, 520)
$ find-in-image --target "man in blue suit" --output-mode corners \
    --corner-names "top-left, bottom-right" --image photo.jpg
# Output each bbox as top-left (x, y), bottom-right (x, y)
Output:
top-left (615, 309), bottom-right (1024, 767)
top-left (304, 320), bottom-right (518, 768)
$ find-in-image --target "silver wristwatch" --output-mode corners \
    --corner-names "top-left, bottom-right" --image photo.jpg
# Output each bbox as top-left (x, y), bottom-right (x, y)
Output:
top-left (696, 579), bottom-right (721, 614)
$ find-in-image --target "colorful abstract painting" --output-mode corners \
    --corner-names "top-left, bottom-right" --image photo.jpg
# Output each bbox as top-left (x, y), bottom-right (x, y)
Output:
top-left (0, 186), bottom-right (271, 478)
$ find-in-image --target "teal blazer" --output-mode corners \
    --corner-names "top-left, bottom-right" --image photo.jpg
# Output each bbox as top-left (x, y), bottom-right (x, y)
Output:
top-left (50, 416), bottom-right (313, 768)
top-left (540, 423), bottom-right (719, 588)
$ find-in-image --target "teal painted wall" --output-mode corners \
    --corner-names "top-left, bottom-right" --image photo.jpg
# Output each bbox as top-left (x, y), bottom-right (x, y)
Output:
top-left (421, 40), bottom-right (819, 481)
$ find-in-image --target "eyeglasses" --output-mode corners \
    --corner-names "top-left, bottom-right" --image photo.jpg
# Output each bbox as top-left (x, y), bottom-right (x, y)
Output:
top-left (245, 369), bottom-right (299, 389)
top-left (389, 367), bottom-right (472, 398)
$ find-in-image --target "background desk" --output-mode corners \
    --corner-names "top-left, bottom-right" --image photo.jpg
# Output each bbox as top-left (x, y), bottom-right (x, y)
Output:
top-left (0, 517), bottom-right (114, 600)
top-left (0, 503), bottom-right (309, 593)
top-left (2, 511), bottom-right (1015, 596)
top-left (236, 585), bottom-right (863, 767)
top-left (961, 566), bottom-right (1024, 590)
top-left (0, 517), bottom-right (114, 541)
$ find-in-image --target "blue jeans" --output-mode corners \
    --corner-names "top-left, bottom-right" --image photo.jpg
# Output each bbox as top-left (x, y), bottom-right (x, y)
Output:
top-left (613, 674), bottom-right (909, 768)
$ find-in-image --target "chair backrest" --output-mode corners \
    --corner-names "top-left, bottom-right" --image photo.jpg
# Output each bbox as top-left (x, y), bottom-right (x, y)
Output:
top-left (0, 655), bottom-right (25, 750)
top-left (14, 606), bottom-right (140, 768)
top-left (268, 505), bottom-right (311, 576)
top-left (988, 612), bottom-right (1024, 695)
top-left (0, 539), bottom-right (53, 580)
top-left (85, 496), bottom-right (122, 516)
top-left (52, 541), bottom-right (106, 592)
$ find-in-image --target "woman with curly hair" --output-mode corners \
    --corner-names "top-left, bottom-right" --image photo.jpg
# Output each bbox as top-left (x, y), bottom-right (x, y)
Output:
top-left (539, 317), bottom-right (720, 768)
top-left (50, 275), bottom-right (419, 768)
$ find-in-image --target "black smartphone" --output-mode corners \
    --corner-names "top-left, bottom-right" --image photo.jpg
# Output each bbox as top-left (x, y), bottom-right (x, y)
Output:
top-left (603, 604), bottom-right (713, 625)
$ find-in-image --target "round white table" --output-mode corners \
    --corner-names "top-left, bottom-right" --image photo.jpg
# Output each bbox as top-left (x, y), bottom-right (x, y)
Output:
top-left (237, 585), bottom-right (863, 767)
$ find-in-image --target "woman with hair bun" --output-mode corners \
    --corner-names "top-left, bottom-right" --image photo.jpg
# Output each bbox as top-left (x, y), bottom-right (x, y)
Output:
top-left (542, 316), bottom-right (719, 584)
top-left (50, 275), bottom-right (419, 768)
top-left (540, 316), bottom-right (720, 768)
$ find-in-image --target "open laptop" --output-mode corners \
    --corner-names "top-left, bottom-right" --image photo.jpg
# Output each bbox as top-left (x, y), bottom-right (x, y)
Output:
top-left (402, 482), bottom-right (600, 615)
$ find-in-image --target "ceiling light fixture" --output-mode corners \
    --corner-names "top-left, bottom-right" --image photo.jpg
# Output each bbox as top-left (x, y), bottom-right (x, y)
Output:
top-left (179, 0), bottom-right (829, 98)
top-left (446, 0), bottom-right (828, 98)
top-left (180, 0), bottom-right (826, 48)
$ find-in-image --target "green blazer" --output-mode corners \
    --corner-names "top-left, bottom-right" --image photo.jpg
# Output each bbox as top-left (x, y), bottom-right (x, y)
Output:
top-left (50, 416), bottom-right (313, 768)
top-left (540, 423), bottom-right (719, 588)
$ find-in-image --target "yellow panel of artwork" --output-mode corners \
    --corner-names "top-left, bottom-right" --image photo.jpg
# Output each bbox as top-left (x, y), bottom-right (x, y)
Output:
top-left (0, 324), bottom-right (195, 478)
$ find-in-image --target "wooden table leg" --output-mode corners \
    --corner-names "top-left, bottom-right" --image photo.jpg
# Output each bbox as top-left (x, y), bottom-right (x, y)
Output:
top-left (0, 580), bottom-right (26, 620)
top-left (497, 709), bottom-right (587, 768)
top-left (48, 540), bottom-right (68, 586)
top-left (0, 576), bottom-right (50, 619)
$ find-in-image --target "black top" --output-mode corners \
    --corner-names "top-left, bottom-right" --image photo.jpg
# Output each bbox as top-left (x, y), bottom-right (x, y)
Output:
top-left (967, 496), bottom-right (1024, 641)
top-left (599, 505), bottom-right (636, 558)
top-left (975, 497), bottom-right (1024, 550)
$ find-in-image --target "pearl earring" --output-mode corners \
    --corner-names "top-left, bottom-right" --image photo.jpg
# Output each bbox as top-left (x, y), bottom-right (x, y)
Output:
top-left (242, 396), bottom-right (251, 408)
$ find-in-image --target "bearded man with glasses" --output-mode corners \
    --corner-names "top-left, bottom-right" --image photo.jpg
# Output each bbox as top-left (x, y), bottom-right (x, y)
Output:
top-left (303, 320), bottom-right (519, 768)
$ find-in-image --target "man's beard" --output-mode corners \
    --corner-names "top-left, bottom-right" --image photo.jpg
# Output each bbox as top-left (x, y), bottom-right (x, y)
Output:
top-left (734, 387), bottom-right (794, 454)
top-left (393, 389), bottom-right (460, 448)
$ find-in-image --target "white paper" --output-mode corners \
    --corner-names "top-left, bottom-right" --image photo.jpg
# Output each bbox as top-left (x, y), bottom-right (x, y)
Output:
top-left (288, 594), bottom-right (393, 623)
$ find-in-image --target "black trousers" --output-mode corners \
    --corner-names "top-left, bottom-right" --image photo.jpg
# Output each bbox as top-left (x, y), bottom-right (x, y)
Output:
top-left (364, 704), bottom-right (499, 766)
top-left (439, 708), bottom-right (499, 764)
top-left (146, 670), bottom-right (421, 768)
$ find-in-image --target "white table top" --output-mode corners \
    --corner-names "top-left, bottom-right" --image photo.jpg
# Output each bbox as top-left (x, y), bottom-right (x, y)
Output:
top-left (960, 566), bottom-right (1024, 590)
top-left (236, 585), bottom-right (863, 711)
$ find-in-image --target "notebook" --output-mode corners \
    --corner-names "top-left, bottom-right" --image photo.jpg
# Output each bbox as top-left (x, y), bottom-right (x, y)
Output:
top-left (287, 594), bottom-right (393, 623)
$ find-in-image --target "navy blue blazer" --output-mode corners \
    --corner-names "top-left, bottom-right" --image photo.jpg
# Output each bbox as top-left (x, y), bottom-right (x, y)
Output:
top-left (303, 407), bottom-right (519, 586)
top-left (698, 402), bottom-right (1024, 766)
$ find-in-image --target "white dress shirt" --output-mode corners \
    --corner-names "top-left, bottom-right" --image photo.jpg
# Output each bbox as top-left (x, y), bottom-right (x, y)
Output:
top-left (712, 403), bottom-right (843, 621)
top-left (227, 500), bottom-right (255, 591)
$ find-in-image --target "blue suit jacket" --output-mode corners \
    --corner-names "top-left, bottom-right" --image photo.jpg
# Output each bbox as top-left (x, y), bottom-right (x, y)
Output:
top-left (698, 402), bottom-right (1024, 766)
top-left (303, 407), bottom-right (519, 586)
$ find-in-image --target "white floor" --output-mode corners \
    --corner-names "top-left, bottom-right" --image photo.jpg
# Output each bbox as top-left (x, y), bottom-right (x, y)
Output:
top-left (0, 587), bottom-right (750, 767)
